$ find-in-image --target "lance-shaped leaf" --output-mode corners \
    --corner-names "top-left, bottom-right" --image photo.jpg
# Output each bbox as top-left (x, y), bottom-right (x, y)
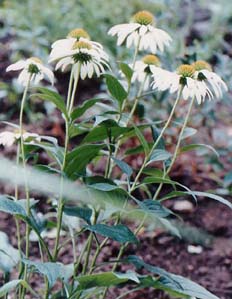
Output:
top-left (33, 87), bottom-right (68, 119)
top-left (104, 74), bottom-right (127, 109)
top-left (86, 224), bottom-right (138, 244)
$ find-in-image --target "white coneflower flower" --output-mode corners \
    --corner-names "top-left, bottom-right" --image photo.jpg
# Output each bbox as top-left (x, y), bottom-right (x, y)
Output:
top-left (151, 64), bottom-right (212, 104)
top-left (108, 10), bottom-right (172, 53)
top-left (49, 28), bottom-right (108, 65)
top-left (50, 39), bottom-right (109, 80)
top-left (132, 54), bottom-right (160, 90)
top-left (6, 57), bottom-right (54, 86)
top-left (0, 131), bottom-right (40, 147)
top-left (192, 60), bottom-right (228, 98)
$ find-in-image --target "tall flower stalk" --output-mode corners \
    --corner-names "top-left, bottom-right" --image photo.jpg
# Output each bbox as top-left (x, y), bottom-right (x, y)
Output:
top-left (153, 95), bottom-right (195, 200)
top-left (53, 65), bottom-right (80, 260)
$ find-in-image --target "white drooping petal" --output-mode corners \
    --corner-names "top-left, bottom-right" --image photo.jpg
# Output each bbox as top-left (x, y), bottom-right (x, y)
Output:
top-left (6, 60), bottom-right (26, 72)
top-left (0, 131), bottom-right (40, 147)
top-left (151, 66), bottom-right (179, 93)
top-left (7, 58), bottom-right (54, 86)
top-left (200, 70), bottom-right (228, 98)
top-left (151, 66), bottom-right (214, 103)
top-left (108, 22), bottom-right (171, 53)
top-left (0, 132), bottom-right (15, 147)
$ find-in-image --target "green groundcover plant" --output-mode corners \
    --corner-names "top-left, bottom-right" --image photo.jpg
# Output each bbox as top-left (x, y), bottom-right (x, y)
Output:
top-left (0, 9), bottom-right (231, 299)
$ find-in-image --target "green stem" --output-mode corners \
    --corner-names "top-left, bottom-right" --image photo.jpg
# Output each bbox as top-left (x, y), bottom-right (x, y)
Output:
top-left (153, 95), bottom-right (195, 200)
top-left (127, 74), bottom-right (147, 123)
top-left (53, 66), bottom-right (80, 260)
top-left (68, 63), bottom-right (80, 115)
top-left (14, 144), bottom-right (23, 279)
top-left (66, 67), bottom-right (74, 110)
top-left (82, 232), bottom-right (94, 274)
top-left (88, 237), bottom-right (108, 274)
top-left (120, 37), bottom-right (141, 113)
top-left (108, 75), bottom-right (147, 177)
top-left (130, 86), bottom-right (183, 192)
top-left (19, 75), bottom-right (31, 299)
top-left (44, 277), bottom-right (49, 299)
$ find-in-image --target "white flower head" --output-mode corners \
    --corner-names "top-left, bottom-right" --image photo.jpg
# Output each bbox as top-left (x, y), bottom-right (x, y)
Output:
top-left (108, 10), bottom-right (172, 53)
top-left (50, 36), bottom-right (109, 80)
top-left (151, 64), bottom-right (213, 104)
top-left (132, 54), bottom-right (160, 90)
top-left (6, 57), bottom-right (54, 87)
top-left (0, 130), bottom-right (40, 147)
top-left (192, 60), bottom-right (228, 98)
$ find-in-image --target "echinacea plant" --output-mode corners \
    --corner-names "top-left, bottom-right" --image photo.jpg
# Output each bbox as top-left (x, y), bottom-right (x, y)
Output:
top-left (0, 9), bottom-right (231, 299)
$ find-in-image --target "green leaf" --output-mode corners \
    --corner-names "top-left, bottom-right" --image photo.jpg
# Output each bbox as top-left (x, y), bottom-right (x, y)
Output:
top-left (83, 124), bottom-right (131, 143)
top-left (126, 255), bottom-right (219, 299)
top-left (181, 127), bottom-right (197, 140)
top-left (31, 142), bottom-right (64, 168)
top-left (142, 168), bottom-right (168, 178)
top-left (33, 87), bottom-right (68, 119)
top-left (134, 126), bottom-right (149, 155)
top-left (180, 143), bottom-right (219, 157)
top-left (22, 259), bottom-right (67, 288)
top-left (63, 205), bottom-right (92, 225)
top-left (119, 62), bottom-right (133, 82)
top-left (0, 280), bottom-right (39, 297)
top-left (75, 272), bottom-right (133, 290)
top-left (71, 98), bottom-right (103, 121)
top-left (86, 224), bottom-right (138, 244)
top-left (104, 74), bottom-right (127, 109)
top-left (89, 183), bottom-right (119, 192)
top-left (151, 126), bottom-right (165, 149)
top-left (190, 191), bottom-right (232, 209)
top-left (142, 177), bottom-right (197, 202)
top-left (149, 149), bottom-right (172, 163)
top-left (0, 196), bottom-right (27, 216)
top-left (0, 280), bottom-right (22, 297)
top-left (159, 191), bottom-right (190, 201)
top-left (112, 158), bottom-right (133, 178)
top-left (136, 199), bottom-right (172, 218)
top-left (65, 144), bottom-right (104, 179)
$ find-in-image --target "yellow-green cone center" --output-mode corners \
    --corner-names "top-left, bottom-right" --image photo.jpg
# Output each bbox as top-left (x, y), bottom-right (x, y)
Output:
top-left (30, 57), bottom-right (42, 64)
top-left (142, 54), bottom-right (160, 66)
top-left (177, 64), bottom-right (195, 78)
top-left (132, 10), bottom-right (154, 25)
top-left (192, 60), bottom-right (212, 71)
top-left (72, 40), bottom-right (92, 50)
top-left (67, 28), bottom-right (90, 40)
